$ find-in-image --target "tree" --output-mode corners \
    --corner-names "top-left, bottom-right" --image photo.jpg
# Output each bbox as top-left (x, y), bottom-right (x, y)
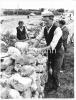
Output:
top-left (57, 8), bottom-right (64, 13)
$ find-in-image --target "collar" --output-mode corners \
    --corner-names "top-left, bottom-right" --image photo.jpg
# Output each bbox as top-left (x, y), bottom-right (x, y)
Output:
top-left (48, 23), bottom-right (54, 33)
top-left (18, 26), bottom-right (24, 31)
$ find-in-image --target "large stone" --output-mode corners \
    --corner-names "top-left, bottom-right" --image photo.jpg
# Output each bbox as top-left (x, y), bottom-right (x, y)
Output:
top-left (19, 65), bottom-right (35, 77)
top-left (15, 42), bottom-right (29, 53)
top-left (7, 46), bottom-right (21, 60)
top-left (9, 73), bottom-right (32, 92)
top-left (0, 87), bottom-right (9, 99)
top-left (8, 89), bottom-right (22, 99)
top-left (0, 57), bottom-right (13, 70)
top-left (5, 65), bottom-right (14, 75)
top-left (0, 86), bottom-right (22, 99)
top-left (15, 54), bottom-right (35, 65)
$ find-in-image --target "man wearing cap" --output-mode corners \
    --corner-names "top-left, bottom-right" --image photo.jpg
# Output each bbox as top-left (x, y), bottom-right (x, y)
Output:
top-left (33, 11), bottom-right (64, 93)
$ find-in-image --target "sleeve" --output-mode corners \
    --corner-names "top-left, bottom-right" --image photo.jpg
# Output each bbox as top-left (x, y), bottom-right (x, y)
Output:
top-left (36, 27), bottom-right (45, 41)
top-left (24, 26), bottom-right (28, 33)
top-left (50, 27), bottom-right (62, 51)
top-left (16, 27), bottom-right (18, 38)
top-left (24, 26), bottom-right (29, 38)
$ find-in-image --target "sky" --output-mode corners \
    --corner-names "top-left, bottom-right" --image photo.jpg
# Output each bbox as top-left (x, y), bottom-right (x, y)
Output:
top-left (0, 0), bottom-right (76, 10)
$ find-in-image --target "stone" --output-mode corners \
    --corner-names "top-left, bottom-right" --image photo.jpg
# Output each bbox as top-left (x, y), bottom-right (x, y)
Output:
top-left (1, 57), bottom-right (13, 70)
top-left (9, 73), bottom-right (32, 92)
top-left (7, 46), bottom-right (21, 60)
top-left (21, 88), bottom-right (32, 98)
top-left (15, 42), bottom-right (29, 53)
top-left (8, 89), bottom-right (22, 99)
top-left (0, 87), bottom-right (9, 99)
top-left (19, 65), bottom-right (35, 77)
top-left (35, 65), bottom-right (45, 73)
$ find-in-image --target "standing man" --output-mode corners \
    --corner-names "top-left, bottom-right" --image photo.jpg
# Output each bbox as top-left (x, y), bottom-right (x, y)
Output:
top-left (59, 20), bottom-right (69, 52)
top-left (16, 21), bottom-right (28, 41)
top-left (33, 11), bottom-right (64, 94)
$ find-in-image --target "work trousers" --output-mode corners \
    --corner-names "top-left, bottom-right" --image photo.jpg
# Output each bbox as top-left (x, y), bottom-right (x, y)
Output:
top-left (44, 47), bottom-right (64, 92)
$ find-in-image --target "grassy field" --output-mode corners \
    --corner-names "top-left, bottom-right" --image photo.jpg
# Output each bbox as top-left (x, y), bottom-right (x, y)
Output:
top-left (0, 15), bottom-right (74, 98)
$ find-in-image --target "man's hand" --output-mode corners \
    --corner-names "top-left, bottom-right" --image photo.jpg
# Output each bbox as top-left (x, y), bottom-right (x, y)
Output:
top-left (33, 39), bottom-right (40, 47)
top-left (37, 46), bottom-right (52, 55)
top-left (42, 46), bottom-right (51, 52)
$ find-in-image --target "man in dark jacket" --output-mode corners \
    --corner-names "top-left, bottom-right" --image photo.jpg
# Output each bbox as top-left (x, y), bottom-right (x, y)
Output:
top-left (59, 20), bottom-right (69, 52)
top-left (16, 21), bottom-right (28, 41)
top-left (33, 11), bottom-right (64, 94)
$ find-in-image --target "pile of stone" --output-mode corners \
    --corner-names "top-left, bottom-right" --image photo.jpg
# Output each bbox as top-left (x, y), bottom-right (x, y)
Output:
top-left (0, 41), bottom-right (48, 98)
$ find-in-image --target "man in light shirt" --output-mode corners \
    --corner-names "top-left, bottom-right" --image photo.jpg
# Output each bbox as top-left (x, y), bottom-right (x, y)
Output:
top-left (33, 11), bottom-right (64, 94)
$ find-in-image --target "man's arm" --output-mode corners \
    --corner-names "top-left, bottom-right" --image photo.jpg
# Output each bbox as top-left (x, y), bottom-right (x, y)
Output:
top-left (33, 27), bottom-right (44, 47)
top-left (49, 27), bottom-right (62, 51)
top-left (40, 27), bottom-right (62, 52)
top-left (24, 26), bottom-right (29, 39)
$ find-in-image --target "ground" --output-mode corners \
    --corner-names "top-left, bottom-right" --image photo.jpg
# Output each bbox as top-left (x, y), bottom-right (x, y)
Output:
top-left (0, 15), bottom-right (74, 98)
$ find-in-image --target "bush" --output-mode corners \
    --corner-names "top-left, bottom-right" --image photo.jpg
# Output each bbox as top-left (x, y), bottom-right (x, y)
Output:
top-left (1, 31), bottom-right (16, 47)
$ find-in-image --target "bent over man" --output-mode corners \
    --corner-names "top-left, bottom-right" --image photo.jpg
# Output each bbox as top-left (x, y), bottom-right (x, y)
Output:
top-left (33, 11), bottom-right (64, 94)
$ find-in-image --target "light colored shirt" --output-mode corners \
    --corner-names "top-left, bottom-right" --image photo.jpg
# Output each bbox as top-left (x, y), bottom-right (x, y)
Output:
top-left (36, 26), bottom-right (62, 51)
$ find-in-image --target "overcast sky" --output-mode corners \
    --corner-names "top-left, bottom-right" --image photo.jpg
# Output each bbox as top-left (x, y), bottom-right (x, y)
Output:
top-left (0, 0), bottom-right (76, 10)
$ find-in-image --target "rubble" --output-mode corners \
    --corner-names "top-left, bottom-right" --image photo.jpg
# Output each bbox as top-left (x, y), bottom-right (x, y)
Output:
top-left (0, 87), bottom-right (9, 99)
top-left (18, 65), bottom-right (35, 77)
top-left (8, 88), bottom-right (22, 99)
top-left (15, 42), bottom-right (29, 53)
top-left (7, 46), bottom-right (22, 60)
top-left (0, 31), bottom-right (48, 99)
top-left (9, 73), bottom-right (32, 91)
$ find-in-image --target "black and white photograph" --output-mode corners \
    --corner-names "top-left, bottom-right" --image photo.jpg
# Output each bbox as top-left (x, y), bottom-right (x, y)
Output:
top-left (0, 0), bottom-right (75, 99)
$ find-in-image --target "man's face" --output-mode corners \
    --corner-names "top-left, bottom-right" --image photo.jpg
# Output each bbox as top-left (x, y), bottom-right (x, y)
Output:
top-left (42, 16), bottom-right (53, 27)
top-left (19, 23), bottom-right (23, 28)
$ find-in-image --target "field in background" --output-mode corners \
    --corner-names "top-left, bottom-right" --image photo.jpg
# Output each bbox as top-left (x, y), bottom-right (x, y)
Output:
top-left (1, 15), bottom-right (42, 35)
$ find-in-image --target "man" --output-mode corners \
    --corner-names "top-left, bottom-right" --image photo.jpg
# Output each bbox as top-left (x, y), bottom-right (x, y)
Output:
top-left (59, 20), bottom-right (69, 52)
top-left (16, 21), bottom-right (28, 41)
top-left (33, 11), bottom-right (64, 93)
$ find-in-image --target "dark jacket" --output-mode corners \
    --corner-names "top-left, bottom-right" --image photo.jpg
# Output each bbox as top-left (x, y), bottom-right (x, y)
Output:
top-left (16, 26), bottom-right (27, 40)
top-left (44, 24), bottom-right (63, 51)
